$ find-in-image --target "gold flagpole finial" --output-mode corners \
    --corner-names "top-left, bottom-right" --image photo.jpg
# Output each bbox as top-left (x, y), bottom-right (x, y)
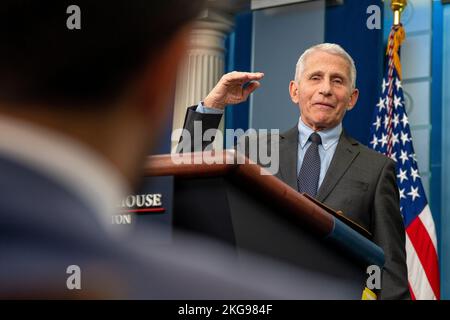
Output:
top-left (391, 0), bottom-right (407, 26)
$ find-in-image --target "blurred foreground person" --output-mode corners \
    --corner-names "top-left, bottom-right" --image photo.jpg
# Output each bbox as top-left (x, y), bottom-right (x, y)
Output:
top-left (0, 1), bottom-right (350, 299)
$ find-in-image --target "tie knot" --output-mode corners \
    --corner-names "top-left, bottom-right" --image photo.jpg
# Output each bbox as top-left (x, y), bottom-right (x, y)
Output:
top-left (309, 132), bottom-right (322, 145)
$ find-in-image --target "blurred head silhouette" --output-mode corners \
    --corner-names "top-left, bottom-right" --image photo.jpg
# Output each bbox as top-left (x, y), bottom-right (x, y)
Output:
top-left (0, 0), bottom-right (204, 187)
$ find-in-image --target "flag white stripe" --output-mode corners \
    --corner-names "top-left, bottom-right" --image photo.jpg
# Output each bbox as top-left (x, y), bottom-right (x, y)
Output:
top-left (405, 233), bottom-right (436, 300)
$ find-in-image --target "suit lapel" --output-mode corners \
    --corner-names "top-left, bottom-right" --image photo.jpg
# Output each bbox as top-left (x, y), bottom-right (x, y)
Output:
top-left (316, 131), bottom-right (360, 202)
top-left (278, 126), bottom-right (299, 190)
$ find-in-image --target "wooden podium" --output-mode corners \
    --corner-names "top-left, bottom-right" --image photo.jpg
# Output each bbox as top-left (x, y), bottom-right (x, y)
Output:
top-left (144, 150), bottom-right (385, 299)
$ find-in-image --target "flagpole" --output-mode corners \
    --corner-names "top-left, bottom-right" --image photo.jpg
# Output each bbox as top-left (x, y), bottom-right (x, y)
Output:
top-left (391, 0), bottom-right (407, 25)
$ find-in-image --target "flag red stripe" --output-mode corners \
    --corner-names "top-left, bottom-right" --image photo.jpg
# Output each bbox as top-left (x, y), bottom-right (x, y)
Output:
top-left (406, 217), bottom-right (440, 299)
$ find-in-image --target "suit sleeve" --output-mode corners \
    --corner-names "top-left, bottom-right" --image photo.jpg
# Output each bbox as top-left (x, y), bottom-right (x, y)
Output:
top-left (176, 106), bottom-right (223, 153)
top-left (372, 158), bottom-right (411, 299)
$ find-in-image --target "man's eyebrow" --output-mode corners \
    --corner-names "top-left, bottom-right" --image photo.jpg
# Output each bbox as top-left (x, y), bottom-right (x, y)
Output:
top-left (306, 71), bottom-right (348, 80)
top-left (330, 72), bottom-right (347, 78)
top-left (306, 71), bottom-right (324, 77)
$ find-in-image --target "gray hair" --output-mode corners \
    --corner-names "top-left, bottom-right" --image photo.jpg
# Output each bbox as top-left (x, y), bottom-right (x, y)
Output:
top-left (294, 43), bottom-right (357, 88)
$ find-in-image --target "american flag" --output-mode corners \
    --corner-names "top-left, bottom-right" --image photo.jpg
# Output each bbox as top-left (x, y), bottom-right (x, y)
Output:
top-left (369, 24), bottom-right (440, 300)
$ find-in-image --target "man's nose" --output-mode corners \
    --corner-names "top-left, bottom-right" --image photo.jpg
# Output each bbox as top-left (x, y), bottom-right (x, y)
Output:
top-left (318, 80), bottom-right (332, 96)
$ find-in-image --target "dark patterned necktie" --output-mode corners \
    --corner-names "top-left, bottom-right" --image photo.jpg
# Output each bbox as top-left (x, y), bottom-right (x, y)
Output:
top-left (297, 132), bottom-right (322, 197)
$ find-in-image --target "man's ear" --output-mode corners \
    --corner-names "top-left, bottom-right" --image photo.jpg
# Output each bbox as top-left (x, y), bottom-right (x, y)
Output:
top-left (347, 88), bottom-right (359, 111)
top-left (289, 81), bottom-right (299, 104)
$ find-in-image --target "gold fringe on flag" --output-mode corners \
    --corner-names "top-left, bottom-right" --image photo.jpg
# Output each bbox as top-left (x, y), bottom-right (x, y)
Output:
top-left (386, 25), bottom-right (405, 79)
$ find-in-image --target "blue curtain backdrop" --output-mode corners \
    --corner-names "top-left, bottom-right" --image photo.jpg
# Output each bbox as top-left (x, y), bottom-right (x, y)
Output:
top-left (225, 11), bottom-right (253, 148)
top-left (440, 0), bottom-right (449, 300)
top-left (324, 0), bottom-right (384, 145)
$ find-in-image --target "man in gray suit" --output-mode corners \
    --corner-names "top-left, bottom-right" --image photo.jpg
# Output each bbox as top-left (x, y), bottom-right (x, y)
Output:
top-left (180, 43), bottom-right (410, 299)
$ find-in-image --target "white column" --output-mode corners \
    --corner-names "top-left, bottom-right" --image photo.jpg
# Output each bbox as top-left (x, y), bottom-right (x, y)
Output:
top-left (171, 10), bottom-right (233, 152)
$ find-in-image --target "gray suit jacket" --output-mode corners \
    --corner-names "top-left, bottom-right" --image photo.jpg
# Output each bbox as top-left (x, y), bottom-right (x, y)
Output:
top-left (180, 106), bottom-right (410, 300)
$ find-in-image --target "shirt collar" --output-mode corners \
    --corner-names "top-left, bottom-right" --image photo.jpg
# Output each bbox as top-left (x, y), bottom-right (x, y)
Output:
top-left (298, 117), bottom-right (342, 150)
top-left (0, 114), bottom-right (130, 236)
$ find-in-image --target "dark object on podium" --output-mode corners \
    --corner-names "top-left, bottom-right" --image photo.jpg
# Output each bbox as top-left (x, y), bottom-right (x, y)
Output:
top-left (144, 150), bottom-right (384, 299)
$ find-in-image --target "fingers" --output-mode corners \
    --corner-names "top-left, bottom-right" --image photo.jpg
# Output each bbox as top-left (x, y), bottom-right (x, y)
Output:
top-left (243, 81), bottom-right (261, 99)
top-left (223, 71), bottom-right (264, 84)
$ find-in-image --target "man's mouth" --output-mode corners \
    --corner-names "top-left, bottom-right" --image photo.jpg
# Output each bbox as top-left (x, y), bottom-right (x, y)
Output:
top-left (313, 102), bottom-right (335, 109)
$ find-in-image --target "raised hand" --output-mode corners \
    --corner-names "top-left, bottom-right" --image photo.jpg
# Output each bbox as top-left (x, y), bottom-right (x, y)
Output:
top-left (203, 71), bottom-right (264, 110)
